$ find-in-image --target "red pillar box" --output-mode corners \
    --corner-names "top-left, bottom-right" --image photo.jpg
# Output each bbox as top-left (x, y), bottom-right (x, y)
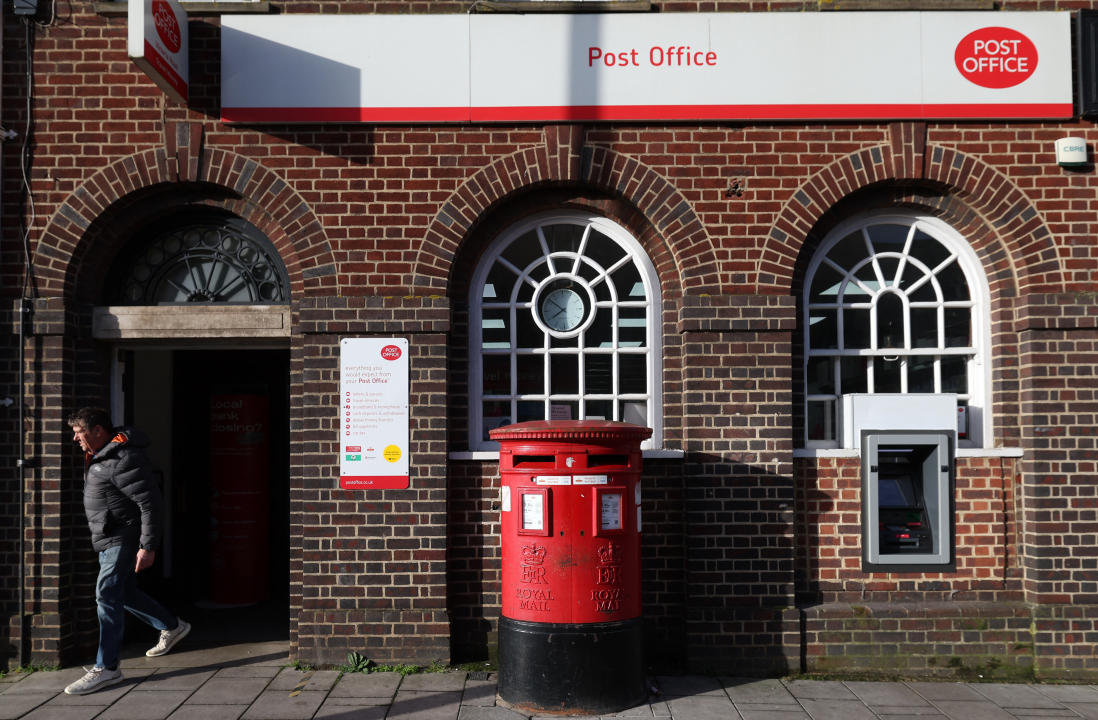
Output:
top-left (490, 420), bottom-right (651, 715)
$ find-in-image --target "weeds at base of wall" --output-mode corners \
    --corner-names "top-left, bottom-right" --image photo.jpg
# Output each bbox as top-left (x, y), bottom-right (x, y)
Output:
top-left (332, 651), bottom-right (462, 676)
top-left (0, 663), bottom-right (61, 678)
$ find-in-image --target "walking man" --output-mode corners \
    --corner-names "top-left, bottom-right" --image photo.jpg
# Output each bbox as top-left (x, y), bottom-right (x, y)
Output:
top-left (64, 407), bottom-right (191, 695)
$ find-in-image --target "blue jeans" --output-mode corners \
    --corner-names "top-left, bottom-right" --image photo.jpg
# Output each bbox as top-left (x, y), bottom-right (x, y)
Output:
top-left (95, 543), bottom-right (177, 669)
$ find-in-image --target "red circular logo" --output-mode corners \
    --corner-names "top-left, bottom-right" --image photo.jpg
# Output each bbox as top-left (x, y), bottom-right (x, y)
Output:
top-left (151, 0), bottom-right (181, 54)
top-left (954, 27), bottom-right (1037, 89)
top-left (380, 344), bottom-right (402, 361)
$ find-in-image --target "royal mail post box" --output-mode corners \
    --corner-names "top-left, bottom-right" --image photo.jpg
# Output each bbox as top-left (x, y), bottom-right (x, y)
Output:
top-left (490, 420), bottom-right (651, 714)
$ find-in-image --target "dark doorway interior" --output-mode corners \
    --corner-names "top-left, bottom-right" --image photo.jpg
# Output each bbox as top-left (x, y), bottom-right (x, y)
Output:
top-left (130, 348), bottom-right (291, 646)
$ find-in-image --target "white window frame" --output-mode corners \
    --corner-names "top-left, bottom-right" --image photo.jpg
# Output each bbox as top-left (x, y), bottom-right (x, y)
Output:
top-left (802, 212), bottom-right (992, 449)
top-left (468, 211), bottom-right (662, 451)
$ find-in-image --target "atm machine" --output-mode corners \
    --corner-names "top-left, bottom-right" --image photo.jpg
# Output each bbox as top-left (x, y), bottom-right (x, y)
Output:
top-left (841, 395), bottom-right (956, 571)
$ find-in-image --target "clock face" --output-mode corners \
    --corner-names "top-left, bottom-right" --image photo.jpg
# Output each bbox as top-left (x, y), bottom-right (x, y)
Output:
top-left (540, 287), bottom-right (586, 332)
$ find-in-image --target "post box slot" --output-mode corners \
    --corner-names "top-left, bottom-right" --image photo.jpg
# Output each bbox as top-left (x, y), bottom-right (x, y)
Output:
top-left (587, 454), bottom-right (629, 468)
top-left (513, 454), bottom-right (555, 467)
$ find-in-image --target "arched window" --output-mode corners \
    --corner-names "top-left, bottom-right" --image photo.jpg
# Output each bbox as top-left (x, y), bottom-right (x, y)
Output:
top-left (469, 212), bottom-right (662, 450)
top-left (109, 215), bottom-right (289, 305)
top-left (802, 213), bottom-right (990, 448)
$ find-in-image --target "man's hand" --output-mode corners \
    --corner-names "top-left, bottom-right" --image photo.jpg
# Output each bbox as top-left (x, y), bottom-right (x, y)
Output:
top-left (135, 548), bottom-right (156, 572)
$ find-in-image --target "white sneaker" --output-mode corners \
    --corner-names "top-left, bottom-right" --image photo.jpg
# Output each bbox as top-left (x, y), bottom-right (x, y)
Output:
top-left (64, 666), bottom-right (123, 695)
top-left (146, 619), bottom-right (191, 657)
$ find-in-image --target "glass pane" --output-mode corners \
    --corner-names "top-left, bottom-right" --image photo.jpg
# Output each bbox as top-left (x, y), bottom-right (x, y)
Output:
top-left (482, 400), bottom-right (512, 441)
top-left (482, 308), bottom-right (511, 349)
top-left (944, 307), bottom-right (971, 347)
top-left (610, 262), bottom-right (644, 302)
top-left (851, 263), bottom-right (880, 294)
top-left (549, 400), bottom-right (577, 421)
top-left (541, 224), bottom-right (583, 255)
top-left (941, 356), bottom-right (968, 394)
top-left (619, 354), bottom-right (647, 395)
top-left (585, 399), bottom-right (613, 421)
top-left (807, 399), bottom-right (836, 441)
top-left (587, 307), bottom-right (613, 348)
top-left (911, 308), bottom-right (939, 348)
top-left (516, 307), bottom-right (542, 349)
top-left (840, 357), bottom-right (868, 394)
top-left (908, 275), bottom-right (939, 303)
top-left (516, 278), bottom-right (537, 305)
top-left (619, 307), bottom-right (647, 347)
top-left (483, 355), bottom-right (510, 394)
top-left (583, 229), bottom-right (625, 273)
top-left (593, 278), bottom-right (614, 303)
top-left (909, 229), bottom-right (951, 271)
top-left (484, 262), bottom-right (518, 301)
top-left (501, 230), bottom-right (543, 272)
top-left (897, 263), bottom-right (926, 293)
top-left (808, 310), bottom-right (838, 350)
top-left (827, 231), bottom-right (870, 271)
top-left (877, 256), bottom-right (901, 287)
top-left (550, 354), bottom-right (579, 395)
top-left (908, 355), bottom-right (936, 393)
top-left (550, 333), bottom-right (578, 349)
top-left (517, 400), bottom-right (545, 423)
top-left (874, 356), bottom-right (902, 393)
top-left (867, 224), bottom-right (910, 252)
top-left (809, 263), bottom-right (845, 302)
top-left (806, 356), bottom-right (835, 395)
top-left (516, 354), bottom-right (544, 395)
top-left (936, 259), bottom-right (970, 301)
top-left (585, 354), bottom-right (613, 394)
top-left (876, 294), bottom-right (905, 349)
top-left (842, 308), bottom-right (871, 350)
top-left (620, 400), bottom-right (647, 426)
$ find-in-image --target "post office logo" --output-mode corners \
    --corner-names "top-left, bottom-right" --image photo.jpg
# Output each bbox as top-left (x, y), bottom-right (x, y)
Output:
top-left (151, 0), bottom-right (182, 54)
top-left (380, 344), bottom-right (402, 361)
top-left (954, 27), bottom-right (1037, 89)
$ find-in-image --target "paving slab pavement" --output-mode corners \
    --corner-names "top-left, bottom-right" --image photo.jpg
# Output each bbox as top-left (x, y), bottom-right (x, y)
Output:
top-left (7, 645), bottom-right (1098, 720)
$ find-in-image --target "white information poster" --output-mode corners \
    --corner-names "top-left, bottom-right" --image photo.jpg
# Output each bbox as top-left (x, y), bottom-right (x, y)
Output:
top-left (339, 338), bottom-right (409, 490)
top-left (522, 493), bottom-right (545, 531)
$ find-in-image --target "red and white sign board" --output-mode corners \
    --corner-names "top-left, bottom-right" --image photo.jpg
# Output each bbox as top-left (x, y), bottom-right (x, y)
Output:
top-left (128, 0), bottom-right (188, 104)
top-left (339, 338), bottom-right (410, 490)
top-left (222, 12), bottom-right (1071, 123)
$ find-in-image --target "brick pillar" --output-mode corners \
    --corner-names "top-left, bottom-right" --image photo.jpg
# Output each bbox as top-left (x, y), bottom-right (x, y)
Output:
top-left (292, 296), bottom-right (451, 666)
top-left (1018, 293), bottom-right (1098, 678)
top-left (678, 294), bottom-right (800, 674)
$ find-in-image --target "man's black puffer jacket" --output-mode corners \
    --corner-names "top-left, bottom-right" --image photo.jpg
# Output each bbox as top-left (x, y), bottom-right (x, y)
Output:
top-left (82, 427), bottom-right (163, 552)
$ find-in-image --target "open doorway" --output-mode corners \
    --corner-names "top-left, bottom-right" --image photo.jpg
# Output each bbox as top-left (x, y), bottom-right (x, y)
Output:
top-left (120, 347), bottom-right (290, 645)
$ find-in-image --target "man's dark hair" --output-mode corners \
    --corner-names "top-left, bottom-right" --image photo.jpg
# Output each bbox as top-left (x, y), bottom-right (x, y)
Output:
top-left (68, 407), bottom-right (113, 432)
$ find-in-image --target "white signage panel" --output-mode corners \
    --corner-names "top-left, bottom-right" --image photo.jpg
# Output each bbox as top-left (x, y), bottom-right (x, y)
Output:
top-left (222, 12), bottom-right (1071, 123)
top-left (222, 15), bottom-right (470, 123)
top-left (128, 0), bottom-right (188, 104)
top-left (339, 338), bottom-right (410, 490)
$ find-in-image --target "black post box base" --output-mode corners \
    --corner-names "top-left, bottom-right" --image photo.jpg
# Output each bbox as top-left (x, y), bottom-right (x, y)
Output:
top-left (498, 616), bottom-right (646, 715)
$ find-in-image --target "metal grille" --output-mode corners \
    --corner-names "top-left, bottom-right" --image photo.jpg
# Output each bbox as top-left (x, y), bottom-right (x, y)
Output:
top-left (112, 218), bottom-right (289, 305)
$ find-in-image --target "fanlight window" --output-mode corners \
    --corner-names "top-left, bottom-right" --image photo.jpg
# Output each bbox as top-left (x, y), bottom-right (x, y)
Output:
top-left (802, 214), bottom-right (989, 447)
top-left (111, 217), bottom-right (289, 305)
top-left (469, 212), bottom-right (661, 450)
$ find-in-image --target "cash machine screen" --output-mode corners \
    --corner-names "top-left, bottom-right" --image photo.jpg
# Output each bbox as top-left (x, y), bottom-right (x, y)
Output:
top-left (877, 449), bottom-right (933, 554)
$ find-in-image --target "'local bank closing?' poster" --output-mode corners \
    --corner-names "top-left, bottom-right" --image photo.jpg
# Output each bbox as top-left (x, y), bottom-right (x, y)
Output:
top-left (339, 338), bottom-right (409, 490)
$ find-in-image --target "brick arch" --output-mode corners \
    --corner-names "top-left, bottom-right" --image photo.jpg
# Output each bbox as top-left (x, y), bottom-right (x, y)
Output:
top-left (39, 146), bottom-right (336, 301)
top-left (412, 128), bottom-right (719, 294)
top-left (764, 140), bottom-right (1063, 295)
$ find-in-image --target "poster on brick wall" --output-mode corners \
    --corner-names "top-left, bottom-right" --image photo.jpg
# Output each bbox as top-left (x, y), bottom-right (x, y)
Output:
top-left (339, 338), bottom-right (410, 490)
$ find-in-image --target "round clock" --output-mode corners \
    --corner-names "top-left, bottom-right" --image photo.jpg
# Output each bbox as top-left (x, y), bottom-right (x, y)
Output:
top-left (540, 287), bottom-right (586, 332)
